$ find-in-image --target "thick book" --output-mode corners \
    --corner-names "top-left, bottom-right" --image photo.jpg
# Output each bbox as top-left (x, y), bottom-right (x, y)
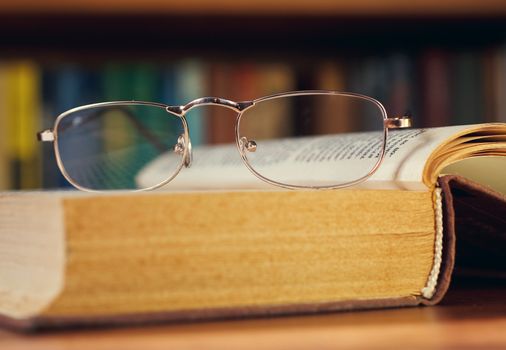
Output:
top-left (1, 124), bottom-right (505, 330)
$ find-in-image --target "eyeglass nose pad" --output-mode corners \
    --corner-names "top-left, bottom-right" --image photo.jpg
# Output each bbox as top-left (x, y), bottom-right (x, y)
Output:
top-left (173, 134), bottom-right (193, 168)
top-left (239, 136), bottom-right (257, 153)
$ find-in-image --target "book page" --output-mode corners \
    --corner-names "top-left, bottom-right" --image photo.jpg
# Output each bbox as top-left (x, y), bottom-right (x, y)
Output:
top-left (136, 124), bottom-right (503, 191)
top-left (441, 157), bottom-right (506, 194)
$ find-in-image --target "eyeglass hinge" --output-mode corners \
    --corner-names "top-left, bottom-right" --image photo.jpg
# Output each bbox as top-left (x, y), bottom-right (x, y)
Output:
top-left (37, 129), bottom-right (55, 142)
top-left (385, 116), bottom-right (412, 129)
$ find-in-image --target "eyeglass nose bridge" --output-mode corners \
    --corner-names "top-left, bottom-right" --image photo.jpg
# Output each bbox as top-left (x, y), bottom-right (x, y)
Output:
top-left (166, 97), bottom-right (254, 115)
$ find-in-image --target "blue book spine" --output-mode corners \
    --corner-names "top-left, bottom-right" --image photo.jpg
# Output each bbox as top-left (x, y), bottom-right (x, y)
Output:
top-left (175, 60), bottom-right (207, 146)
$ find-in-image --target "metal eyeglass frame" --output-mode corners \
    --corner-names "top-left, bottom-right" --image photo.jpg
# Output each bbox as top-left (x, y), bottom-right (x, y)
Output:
top-left (37, 90), bottom-right (412, 192)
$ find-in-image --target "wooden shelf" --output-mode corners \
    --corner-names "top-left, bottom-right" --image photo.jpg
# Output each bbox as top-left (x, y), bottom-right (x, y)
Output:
top-left (1, 0), bottom-right (506, 17)
top-left (1, 282), bottom-right (505, 349)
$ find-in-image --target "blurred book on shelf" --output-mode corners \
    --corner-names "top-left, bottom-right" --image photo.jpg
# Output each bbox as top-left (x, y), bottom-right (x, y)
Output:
top-left (175, 60), bottom-right (208, 146)
top-left (1, 61), bottom-right (42, 190)
top-left (42, 63), bottom-right (101, 188)
top-left (208, 62), bottom-right (234, 144)
top-left (0, 44), bottom-right (505, 190)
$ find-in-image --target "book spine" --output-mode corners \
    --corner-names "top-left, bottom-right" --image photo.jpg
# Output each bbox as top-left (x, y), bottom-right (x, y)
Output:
top-left (386, 53), bottom-right (417, 122)
top-left (419, 49), bottom-right (451, 127)
top-left (255, 63), bottom-right (295, 138)
top-left (451, 51), bottom-right (484, 125)
top-left (493, 46), bottom-right (506, 122)
top-left (53, 64), bottom-right (84, 188)
top-left (314, 60), bottom-right (353, 133)
top-left (207, 62), bottom-right (235, 144)
top-left (175, 60), bottom-right (208, 146)
top-left (0, 64), bottom-right (10, 190)
top-left (5, 61), bottom-right (42, 189)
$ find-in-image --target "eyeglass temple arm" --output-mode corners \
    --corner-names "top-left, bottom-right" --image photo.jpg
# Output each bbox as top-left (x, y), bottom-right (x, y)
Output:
top-left (385, 115), bottom-right (412, 129)
top-left (37, 106), bottom-right (167, 152)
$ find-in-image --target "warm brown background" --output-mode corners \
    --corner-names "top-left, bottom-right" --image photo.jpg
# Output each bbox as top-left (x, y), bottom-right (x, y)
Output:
top-left (0, 0), bottom-right (506, 15)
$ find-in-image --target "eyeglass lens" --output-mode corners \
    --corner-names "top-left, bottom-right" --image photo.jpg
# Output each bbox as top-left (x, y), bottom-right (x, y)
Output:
top-left (238, 94), bottom-right (386, 188)
top-left (56, 104), bottom-right (185, 190)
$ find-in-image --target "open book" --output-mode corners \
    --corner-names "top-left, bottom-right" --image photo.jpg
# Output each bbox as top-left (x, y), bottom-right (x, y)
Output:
top-left (138, 124), bottom-right (506, 193)
top-left (0, 123), bottom-right (505, 330)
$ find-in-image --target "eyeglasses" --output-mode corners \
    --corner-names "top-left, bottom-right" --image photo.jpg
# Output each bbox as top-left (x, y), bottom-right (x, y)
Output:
top-left (37, 91), bottom-right (411, 192)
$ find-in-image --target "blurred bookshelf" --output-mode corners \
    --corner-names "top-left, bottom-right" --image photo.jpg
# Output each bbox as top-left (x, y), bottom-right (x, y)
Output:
top-left (0, 1), bottom-right (505, 190)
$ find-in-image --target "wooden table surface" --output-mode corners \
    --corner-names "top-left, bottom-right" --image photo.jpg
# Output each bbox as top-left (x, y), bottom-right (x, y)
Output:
top-left (1, 280), bottom-right (505, 350)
